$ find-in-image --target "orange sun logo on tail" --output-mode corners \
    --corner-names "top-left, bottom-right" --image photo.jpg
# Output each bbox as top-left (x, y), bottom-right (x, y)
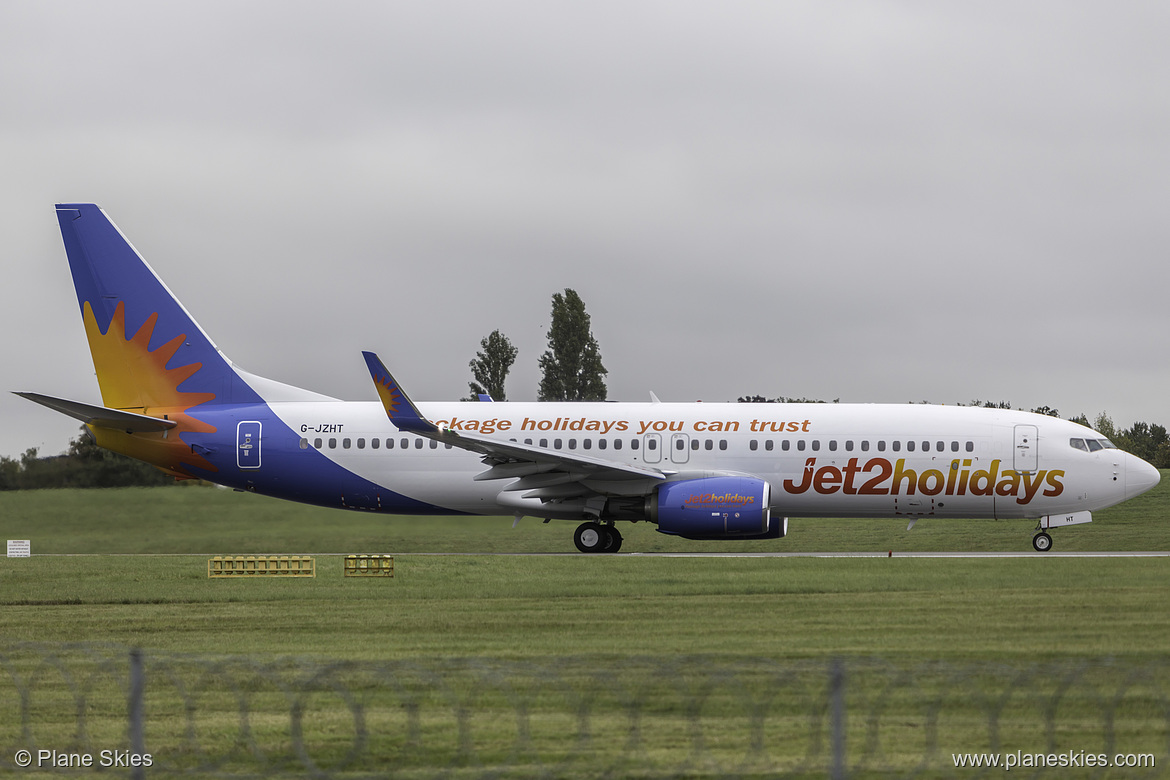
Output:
top-left (82, 301), bottom-right (218, 476)
top-left (373, 375), bottom-right (403, 418)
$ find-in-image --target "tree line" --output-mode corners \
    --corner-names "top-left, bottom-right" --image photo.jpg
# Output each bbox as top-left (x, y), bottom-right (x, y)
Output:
top-left (0, 427), bottom-right (175, 491)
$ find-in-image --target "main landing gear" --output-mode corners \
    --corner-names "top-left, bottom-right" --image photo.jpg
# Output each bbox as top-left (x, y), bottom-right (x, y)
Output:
top-left (1032, 531), bottom-right (1053, 552)
top-left (574, 522), bottom-right (623, 554)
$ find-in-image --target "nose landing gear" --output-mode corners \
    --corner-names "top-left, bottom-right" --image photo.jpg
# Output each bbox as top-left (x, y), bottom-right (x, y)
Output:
top-left (574, 522), bottom-right (623, 553)
top-left (1032, 531), bottom-right (1053, 552)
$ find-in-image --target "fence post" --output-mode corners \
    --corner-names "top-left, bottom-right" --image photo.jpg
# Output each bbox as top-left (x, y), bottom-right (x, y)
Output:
top-left (830, 657), bottom-right (846, 780)
top-left (128, 648), bottom-right (146, 780)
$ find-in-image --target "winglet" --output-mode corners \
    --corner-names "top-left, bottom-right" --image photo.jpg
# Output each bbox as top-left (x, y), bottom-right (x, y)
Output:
top-left (362, 352), bottom-right (438, 434)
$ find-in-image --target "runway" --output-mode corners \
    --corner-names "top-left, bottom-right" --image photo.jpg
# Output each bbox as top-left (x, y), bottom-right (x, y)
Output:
top-left (21, 551), bottom-right (1170, 558)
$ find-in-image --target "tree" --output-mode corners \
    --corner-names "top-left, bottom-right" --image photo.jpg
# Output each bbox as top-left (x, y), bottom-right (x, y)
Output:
top-left (1093, 412), bottom-right (1118, 441)
top-left (967, 399), bottom-right (1014, 409)
top-left (0, 428), bottom-right (173, 490)
top-left (538, 289), bottom-right (607, 401)
top-left (465, 329), bottom-right (518, 401)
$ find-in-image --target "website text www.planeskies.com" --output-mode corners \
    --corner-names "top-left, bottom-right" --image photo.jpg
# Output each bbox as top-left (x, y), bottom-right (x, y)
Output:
top-left (953, 750), bottom-right (1154, 771)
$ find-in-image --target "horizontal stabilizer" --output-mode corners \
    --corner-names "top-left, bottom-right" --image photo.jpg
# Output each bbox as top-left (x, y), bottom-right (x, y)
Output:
top-left (14, 392), bottom-right (178, 433)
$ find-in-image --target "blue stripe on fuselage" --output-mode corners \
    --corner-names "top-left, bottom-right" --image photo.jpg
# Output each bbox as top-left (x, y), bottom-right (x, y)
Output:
top-left (182, 403), bottom-right (458, 514)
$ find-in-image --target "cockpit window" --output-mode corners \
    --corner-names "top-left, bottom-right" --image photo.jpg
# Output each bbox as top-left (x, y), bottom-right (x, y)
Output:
top-left (1086, 439), bottom-right (1103, 452)
top-left (1070, 438), bottom-right (1088, 452)
top-left (1099, 438), bottom-right (1117, 449)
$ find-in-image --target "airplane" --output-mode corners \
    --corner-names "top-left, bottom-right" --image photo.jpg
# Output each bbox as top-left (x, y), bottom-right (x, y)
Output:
top-left (17, 204), bottom-right (1161, 553)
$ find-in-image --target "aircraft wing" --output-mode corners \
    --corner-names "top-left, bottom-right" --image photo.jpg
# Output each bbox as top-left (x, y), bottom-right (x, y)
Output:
top-left (14, 392), bottom-right (178, 433)
top-left (362, 352), bottom-right (666, 507)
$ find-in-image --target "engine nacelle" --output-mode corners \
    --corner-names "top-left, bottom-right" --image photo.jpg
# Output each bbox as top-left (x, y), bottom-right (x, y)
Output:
top-left (653, 476), bottom-right (777, 540)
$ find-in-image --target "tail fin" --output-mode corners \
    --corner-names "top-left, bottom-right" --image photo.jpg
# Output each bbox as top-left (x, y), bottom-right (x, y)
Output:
top-left (55, 204), bottom-right (329, 412)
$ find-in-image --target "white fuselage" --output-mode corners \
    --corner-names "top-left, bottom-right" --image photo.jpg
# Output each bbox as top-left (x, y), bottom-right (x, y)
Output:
top-left (258, 400), bottom-right (1153, 520)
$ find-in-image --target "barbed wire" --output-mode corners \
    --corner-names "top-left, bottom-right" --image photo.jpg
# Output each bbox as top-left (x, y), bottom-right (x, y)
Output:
top-left (1, 641), bottom-right (1166, 778)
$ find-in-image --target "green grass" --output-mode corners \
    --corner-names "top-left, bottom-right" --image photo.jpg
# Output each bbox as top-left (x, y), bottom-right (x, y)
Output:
top-left (0, 477), bottom-right (1167, 777)
top-left (1, 468), bottom-right (1168, 554)
top-left (1, 556), bottom-right (1168, 661)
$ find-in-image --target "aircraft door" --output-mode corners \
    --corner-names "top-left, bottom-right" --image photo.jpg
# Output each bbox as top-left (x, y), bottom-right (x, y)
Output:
top-left (237, 421), bottom-right (262, 469)
top-left (1014, 424), bottom-right (1038, 473)
top-left (670, 433), bottom-right (690, 464)
top-left (643, 433), bottom-right (662, 463)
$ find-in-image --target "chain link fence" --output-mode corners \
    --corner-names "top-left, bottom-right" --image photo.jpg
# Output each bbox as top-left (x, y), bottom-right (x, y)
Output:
top-left (1, 641), bottom-right (1166, 778)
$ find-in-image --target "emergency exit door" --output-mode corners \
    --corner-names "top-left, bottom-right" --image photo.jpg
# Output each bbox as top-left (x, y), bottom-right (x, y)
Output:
top-left (237, 421), bottom-right (262, 469)
top-left (1014, 424), bottom-right (1037, 474)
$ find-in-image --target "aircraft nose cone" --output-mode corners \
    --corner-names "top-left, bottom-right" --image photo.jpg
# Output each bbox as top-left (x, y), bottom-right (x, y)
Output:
top-left (1127, 455), bottom-right (1161, 500)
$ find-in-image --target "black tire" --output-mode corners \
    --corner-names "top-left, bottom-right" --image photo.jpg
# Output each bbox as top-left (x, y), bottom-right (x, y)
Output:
top-left (602, 525), bottom-right (623, 553)
top-left (1032, 532), bottom-right (1053, 552)
top-left (574, 522), bottom-right (606, 553)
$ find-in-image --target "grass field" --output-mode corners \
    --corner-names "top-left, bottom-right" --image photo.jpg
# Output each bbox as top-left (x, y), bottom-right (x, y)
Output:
top-left (1, 477), bottom-right (1168, 777)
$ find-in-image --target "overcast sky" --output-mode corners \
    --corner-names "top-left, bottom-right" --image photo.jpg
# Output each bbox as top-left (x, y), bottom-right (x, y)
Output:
top-left (2, 1), bottom-right (1167, 459)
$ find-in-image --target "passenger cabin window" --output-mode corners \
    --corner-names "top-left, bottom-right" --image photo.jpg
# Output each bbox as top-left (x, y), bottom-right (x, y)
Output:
top-left (314, 438), bottom-right (323, 449)
top-left (906, 441), bottom-right (915, 452)
top-left (966, 441), bottom-right (974, 452)
top-left (765, 440), bottom-right (774, 452)
top-left (357, 438), bottom-right (365, 449)
top-left (719, 440), bottom-right (728, 451)
top-left (371, 438), bottom-right (379, 449)
top-left (328, 438), bottom-right (337, 449)
top-left (750, 440), bottom-right (758, 451)
top-left (891, 441), bottom-right (901, 452)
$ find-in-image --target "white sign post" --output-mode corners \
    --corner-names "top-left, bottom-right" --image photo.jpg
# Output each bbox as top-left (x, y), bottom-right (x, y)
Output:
top-left (7, 540), bottom-right (30, 557)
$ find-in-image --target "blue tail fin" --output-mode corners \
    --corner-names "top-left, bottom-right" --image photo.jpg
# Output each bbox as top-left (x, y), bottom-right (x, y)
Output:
top-left (55, 204), bottom-right (327, 411)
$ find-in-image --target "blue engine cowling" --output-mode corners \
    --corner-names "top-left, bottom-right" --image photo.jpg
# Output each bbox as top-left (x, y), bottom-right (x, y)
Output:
top-left (653, 476), bottom-right (782, 540)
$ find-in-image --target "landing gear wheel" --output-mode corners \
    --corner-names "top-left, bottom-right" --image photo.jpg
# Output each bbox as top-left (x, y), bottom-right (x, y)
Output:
top-left (1032, 532), bottom-right (1053, 552)
top-left (602, 525), bottom-right (623, 553)
top-left (574, 522), bottom-right (606, 553)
